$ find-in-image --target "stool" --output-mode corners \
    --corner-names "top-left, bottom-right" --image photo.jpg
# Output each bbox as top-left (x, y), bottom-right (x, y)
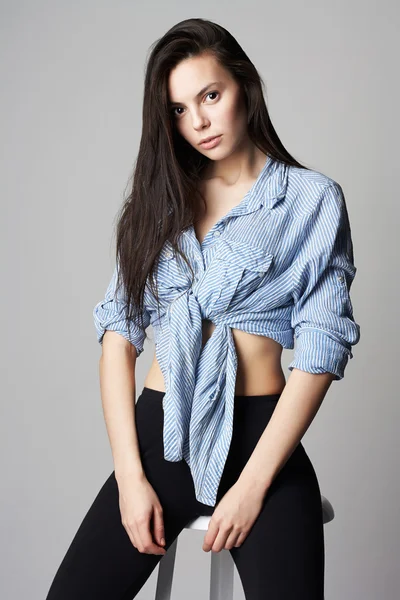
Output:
top-left (155, 494), bottom-right (334, 600)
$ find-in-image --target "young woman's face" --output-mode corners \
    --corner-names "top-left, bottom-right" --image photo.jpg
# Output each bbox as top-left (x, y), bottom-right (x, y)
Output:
top-left (168, 53), bottom-right (248, 159)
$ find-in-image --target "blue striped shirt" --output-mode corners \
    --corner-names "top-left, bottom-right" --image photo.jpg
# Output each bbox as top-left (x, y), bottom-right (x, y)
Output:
top-left (93, 155), bottom-right (361, 506)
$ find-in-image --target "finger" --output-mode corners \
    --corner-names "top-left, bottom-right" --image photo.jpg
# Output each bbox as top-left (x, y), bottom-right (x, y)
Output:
top-left (211, 525), bottom-right (234, 553)
top-left (203, 518), bottom-right (220, 551)
top-left (153, 506), bottom-right (166, 546)
top-left (224, 528), bottom-right (241, 550)
top-left (233, 531), bottom-right (248, 548)
top-left (138, 512), bottom-right (165, 554)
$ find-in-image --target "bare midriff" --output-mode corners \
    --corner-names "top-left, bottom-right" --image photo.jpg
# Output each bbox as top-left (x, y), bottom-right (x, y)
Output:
top-left (143, 319), bottom-right (287, 396)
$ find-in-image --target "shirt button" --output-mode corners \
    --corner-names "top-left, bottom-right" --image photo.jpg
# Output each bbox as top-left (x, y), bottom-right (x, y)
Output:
top-left (213, 230), bottom-right (221, 237)
top-left (257, 271), bottom-right (264, 277)
top-left (165, 250), bottom-right (173, 258)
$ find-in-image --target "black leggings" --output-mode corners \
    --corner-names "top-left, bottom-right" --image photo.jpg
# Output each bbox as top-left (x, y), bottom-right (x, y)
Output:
top-left (45, 386), bottom-right (325, 599)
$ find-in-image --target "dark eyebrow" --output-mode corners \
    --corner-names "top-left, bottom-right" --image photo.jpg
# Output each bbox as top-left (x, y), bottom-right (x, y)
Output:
top-left (168, 81), bottom-right (222, 107)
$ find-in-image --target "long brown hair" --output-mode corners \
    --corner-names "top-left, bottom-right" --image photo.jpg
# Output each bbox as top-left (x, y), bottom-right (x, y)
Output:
top-left (114, 17), bottom-right (309, 346)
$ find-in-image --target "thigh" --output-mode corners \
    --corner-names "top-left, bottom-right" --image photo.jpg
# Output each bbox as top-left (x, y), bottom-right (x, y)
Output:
top-left (229, 443), bottom-right (325, 600)
top-left (45, 388), bottom-right (199, 600)
top-left (45, 471), bottom-right (198, 600)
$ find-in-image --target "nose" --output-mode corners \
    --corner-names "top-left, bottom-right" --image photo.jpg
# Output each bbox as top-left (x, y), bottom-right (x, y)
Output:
top-left (191, 108), bottom-right (210, 131)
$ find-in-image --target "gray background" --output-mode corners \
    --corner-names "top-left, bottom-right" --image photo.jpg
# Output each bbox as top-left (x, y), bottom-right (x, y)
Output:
top-left (1, 1), bottom-right (398, 598)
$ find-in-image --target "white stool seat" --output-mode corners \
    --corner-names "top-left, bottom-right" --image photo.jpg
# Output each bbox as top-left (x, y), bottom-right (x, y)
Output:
top-left (155, 494), bottom-right (334, 599)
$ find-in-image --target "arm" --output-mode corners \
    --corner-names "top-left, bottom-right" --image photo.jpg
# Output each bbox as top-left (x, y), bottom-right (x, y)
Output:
top-left (99, 332), bottom-right (145, 482)
top-left (93, 266), bottom-right (166, 555)
top-left (93, 262), bottom-right (151, 481)
top-left (237, 368), bottom-right (334, 494)
top-left (203, 372), bottom-right (334, 553)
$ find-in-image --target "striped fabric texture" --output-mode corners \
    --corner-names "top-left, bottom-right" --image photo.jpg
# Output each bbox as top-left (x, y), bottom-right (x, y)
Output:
top-left (93, 154), bottom-right (361, 506)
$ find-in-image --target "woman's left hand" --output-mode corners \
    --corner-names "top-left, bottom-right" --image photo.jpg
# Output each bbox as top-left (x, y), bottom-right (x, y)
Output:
top-left (202, 479), bottom-right (267, 552)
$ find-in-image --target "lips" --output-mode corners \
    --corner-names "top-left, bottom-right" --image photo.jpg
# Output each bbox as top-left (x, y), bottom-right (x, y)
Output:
top-left (200, 135), bottom-right (220, 145)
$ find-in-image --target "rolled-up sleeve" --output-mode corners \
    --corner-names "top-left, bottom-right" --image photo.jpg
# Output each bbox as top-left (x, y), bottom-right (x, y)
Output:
top-left (288, 183), bottom-right (361, 380)
top-left (93, 263), bottom-right (151, 356)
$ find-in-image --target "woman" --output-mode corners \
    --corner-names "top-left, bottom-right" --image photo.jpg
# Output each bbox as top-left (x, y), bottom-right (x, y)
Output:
top-left (46, 17), bottom-right (360, 600)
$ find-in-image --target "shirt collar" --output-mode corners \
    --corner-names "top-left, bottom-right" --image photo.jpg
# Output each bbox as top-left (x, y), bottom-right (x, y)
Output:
top-left (245, 154), bottom-right (289, 213)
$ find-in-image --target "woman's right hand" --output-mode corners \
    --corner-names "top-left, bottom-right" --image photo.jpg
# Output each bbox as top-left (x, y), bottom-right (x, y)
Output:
top-left (116, 473), bottom-right (167, 555)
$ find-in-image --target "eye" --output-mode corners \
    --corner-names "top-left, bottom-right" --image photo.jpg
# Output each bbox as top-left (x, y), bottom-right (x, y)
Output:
top-left (206, 91), bottom-right (219, 102)
top-left (171, 91), bottom-right (220, 118)
top-left (172, 106), bottom-right (185, 117)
